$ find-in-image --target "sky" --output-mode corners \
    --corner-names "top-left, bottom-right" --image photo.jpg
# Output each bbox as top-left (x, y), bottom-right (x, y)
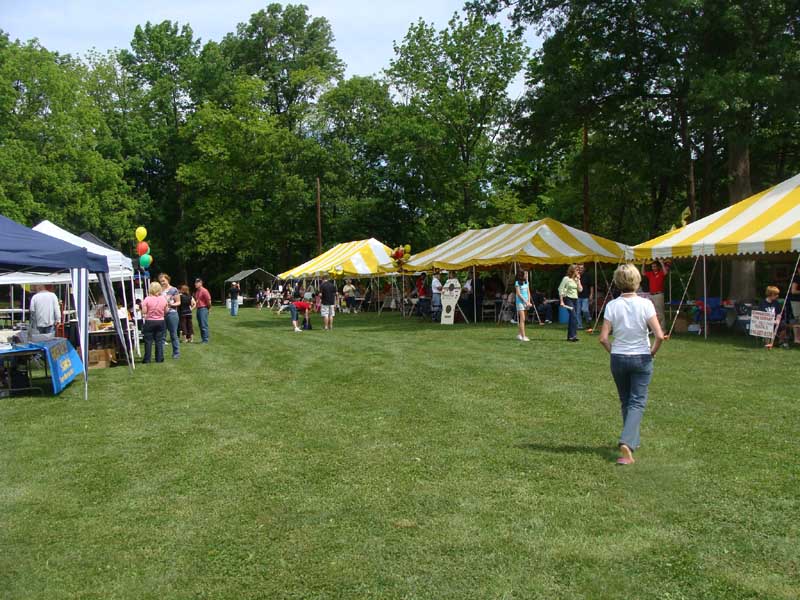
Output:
top-left (2, 0), bottom-right (540, 94)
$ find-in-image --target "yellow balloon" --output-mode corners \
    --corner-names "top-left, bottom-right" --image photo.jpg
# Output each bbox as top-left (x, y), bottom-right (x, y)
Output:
top-left (404, 244), bottom-right (411, 254)
top-left (135, 226), bottom-right (147, 242)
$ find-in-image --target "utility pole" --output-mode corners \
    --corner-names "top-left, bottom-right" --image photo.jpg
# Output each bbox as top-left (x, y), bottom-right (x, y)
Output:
top-left (316, 176), bottom-right (322, 253)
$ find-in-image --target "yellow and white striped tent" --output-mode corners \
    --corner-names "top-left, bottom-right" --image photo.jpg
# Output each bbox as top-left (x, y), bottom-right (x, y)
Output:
top-left (278, 238), bottom-right (394, 279)
top-left (403, 218), bottom-right (632, 271)
top-left (635, 173), bottom-right (800, 259)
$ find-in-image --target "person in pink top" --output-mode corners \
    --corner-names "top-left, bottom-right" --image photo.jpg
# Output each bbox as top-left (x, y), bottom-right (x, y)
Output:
top-left (141, 281), bottom-right (169, 363)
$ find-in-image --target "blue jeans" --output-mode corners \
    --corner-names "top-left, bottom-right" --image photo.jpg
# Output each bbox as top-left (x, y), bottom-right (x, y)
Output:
top-left (431, 293), bottom-right (442, 322)
top-left (230, 299), bottom-right (238, 316)
top-left (142, 320), bottom-right (166, 363)
top-left (564, 297), bottom-right (578, 339)
top-left (610, 354), bottom-right (654, 451)
top-left (165, 310), bottom-right (180, 357)
top-left (576, 297), bottom-right (590, 328)
top-left (196, 307), bottom-right (209, 342)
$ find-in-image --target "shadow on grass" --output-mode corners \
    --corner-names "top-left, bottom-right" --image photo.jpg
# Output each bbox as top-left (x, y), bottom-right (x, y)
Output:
top-left (515, 442), bottom-right (619, 461)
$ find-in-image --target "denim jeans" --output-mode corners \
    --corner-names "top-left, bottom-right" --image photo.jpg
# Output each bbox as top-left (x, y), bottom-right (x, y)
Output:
top-left (610, 353), bottom-right (654, 451)
top-left (230, 298), bottom-right (239, 316)
top-left (564, 297), bottom-right (578, 339)
top-left (196, 307), bottom-right (209, 342)
top-left (142, 320), bottom-right (166, 363)
top-left (576, 297), bottom-right (590, 328)
top-left (165, 310), bottom-right (180, 357)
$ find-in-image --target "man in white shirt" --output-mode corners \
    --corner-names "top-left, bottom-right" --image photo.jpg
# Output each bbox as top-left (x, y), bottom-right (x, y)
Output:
top-left (29, 285), bottom-right (61, 334)
top-left (431, 271), bottom-right (443, 322)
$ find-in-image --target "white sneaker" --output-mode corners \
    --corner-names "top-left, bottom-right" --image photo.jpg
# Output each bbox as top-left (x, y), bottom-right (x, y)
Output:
top-left (294, 327), bottom-right (302, 333)
top-left (522, 336), bottom-right (530, 342)
top-left (516, 334), bottom-right (523, 341)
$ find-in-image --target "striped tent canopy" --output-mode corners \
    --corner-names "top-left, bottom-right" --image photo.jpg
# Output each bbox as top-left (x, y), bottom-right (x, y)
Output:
top-left (403, 218), bottom-right (632, 271)
top-left (635, 173), bottom-right (800, 259)
top-left (278, 239), bottom-right (394, 279)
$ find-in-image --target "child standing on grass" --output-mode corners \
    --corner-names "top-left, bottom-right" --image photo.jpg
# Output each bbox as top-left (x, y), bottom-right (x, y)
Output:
top-left (514, 271), bottom-right (532, 342)
top-left (758, 285), bottom-right (789, 348)
top-left (141, 282), bottom-right (169, 363)
top-left (178, 284), bottom-right (195, 343)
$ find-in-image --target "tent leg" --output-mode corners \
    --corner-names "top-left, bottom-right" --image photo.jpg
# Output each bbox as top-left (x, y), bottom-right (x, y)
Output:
top-left (472, 266), bottom-right (477, 325)
top-left (594, 261), bottom-right (598, 318)
top-left (10, 286), bottom-right (14, 328)
top-left (703, 255), bottom-right (708, 340)
top-left (120, 274), bottom-right (135, 369)
top-left (129, 273), bottom-right (140, 357)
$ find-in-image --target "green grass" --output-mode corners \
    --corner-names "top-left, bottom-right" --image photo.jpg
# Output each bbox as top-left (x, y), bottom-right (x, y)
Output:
top-left (1, 307), bottom-right (798, 599)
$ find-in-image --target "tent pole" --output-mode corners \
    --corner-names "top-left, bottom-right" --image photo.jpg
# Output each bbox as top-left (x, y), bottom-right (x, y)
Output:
top-left (472, 266), bottom-right (477, 325)
top-left (10, 286), bottom-right (14, 328)
top-left (594, 261), bottom-right (598, 318)
top-left (703, 255), bottom-right (708, 340)
top-left (129, 272), bottom-right (140, 357)
top-left (22, 286), bottom-right (26, 327)
top-left (120, 274), bottom-right (135, 369)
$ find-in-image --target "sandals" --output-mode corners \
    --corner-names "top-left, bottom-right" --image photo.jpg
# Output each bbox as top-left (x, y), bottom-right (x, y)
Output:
top-left (617, 444), bottom-right (635, 465)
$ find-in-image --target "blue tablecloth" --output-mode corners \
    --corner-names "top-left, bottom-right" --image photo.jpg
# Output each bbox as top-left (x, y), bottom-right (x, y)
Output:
top-left (1, 339), bottom-right (85, 395)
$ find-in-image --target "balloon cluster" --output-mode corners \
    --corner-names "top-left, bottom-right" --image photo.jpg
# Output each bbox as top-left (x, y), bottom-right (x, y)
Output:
top-left (135, 226), bottom-right (153, 269)
top-left (390, 244), bottom-right (412, 269)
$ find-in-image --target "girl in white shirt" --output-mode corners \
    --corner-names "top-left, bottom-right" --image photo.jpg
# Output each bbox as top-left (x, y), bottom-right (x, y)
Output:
top-left (599, 264), bottom-right (664, 465)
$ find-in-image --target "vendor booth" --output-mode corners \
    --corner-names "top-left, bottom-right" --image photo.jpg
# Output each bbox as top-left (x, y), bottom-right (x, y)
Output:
top-left (634, 172), bottom-right (800, 342)
top-left (0, 215), bottom-right (131, 398)
top-left (278, 239), bottom-right (395, 279)
top-left (0, 221), bottom-right (139, 359)
top-left (224, 268), bottom-right (277, 307)
top-left (403, 218), bottom-right (633, 323)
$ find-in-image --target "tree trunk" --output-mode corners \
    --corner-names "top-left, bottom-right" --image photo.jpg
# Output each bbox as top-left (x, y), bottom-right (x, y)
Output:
top-left (701, 127), bottom-right (714, 217)
top-left (678, 97), bottom-right (696, 222)
top-left (727, 138), bottom-right (755, 300)
top-left (582, 123), bottom-right (589, 231)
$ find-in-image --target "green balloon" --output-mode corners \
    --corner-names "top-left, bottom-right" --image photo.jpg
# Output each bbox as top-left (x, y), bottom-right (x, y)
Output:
top-left (139, 253), bottom-right (153, 268)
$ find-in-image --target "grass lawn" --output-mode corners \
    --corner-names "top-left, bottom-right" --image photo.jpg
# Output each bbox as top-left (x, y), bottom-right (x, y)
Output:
top-left (1, 307), bottom-right (798, 599)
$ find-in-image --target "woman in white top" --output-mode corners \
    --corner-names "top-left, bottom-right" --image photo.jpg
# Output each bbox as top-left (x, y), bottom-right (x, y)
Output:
top-left (598, 264), bottom-right (664, 465)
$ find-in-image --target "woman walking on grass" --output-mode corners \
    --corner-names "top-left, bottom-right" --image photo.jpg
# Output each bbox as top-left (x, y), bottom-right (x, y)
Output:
top-left (514, 271), bottom-right (532, 342)
top-left (141, 281), bottom-right (169, 364)
top-left (598, 264), bottom-right (664, 465)
top-left (558, 264), bottom-right (582, 342)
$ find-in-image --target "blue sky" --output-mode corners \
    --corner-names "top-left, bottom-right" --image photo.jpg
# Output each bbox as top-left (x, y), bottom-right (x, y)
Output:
top-left (2, 0), bottom-right (539, 93)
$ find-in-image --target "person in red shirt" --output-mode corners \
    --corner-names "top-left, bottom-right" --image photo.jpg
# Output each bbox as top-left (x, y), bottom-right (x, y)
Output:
top-left (194, 278), bottom-right (212, 343)
top-left (642, 259), bottom-right (669, 329)
top-left (278, 296), bottom-right (312, 332)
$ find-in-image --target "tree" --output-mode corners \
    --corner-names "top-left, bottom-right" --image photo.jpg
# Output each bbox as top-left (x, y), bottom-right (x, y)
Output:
top-left (0, 36), bottom-right (137, 243)
top-left (222, 3), bottom-right (344, 129)
top-left (386, 13), bottom-right (527, 234)
top-left (118, 21), bottom-right (200, 276)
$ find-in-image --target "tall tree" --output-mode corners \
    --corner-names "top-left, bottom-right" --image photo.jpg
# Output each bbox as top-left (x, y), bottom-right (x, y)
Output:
top-left (222, 3), bottom-right (344, 129)
top-left (0, 36), bottom-right (137, 242)
top-left (386, 12), bottom-right (527, 234)
top-left (118, 21), bottom-right (200, 276)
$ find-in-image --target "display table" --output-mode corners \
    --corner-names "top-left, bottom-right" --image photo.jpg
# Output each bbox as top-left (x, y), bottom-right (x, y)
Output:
top-left (0, 344), bottom-right (45, 396)
top-left (0, 308), bottom-right (28, 327)
top-left (0, 338), bottom-right (84, 396)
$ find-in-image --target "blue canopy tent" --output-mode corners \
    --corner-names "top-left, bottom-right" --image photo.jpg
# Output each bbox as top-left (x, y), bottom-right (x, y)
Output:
top-left (0, 215), bottom-right (131, 398)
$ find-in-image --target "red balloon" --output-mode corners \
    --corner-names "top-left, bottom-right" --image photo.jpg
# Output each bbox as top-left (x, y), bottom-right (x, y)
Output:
top-left (137, 241), bottom-right (150, 256)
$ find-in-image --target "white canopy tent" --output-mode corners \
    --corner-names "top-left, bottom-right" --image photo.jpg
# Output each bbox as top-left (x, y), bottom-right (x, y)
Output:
top-left (0, 221), bottom-right (139, 359)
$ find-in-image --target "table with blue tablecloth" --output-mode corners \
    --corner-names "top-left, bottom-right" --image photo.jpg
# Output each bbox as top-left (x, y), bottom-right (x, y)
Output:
top-left (0, 338), bottom-right (83, 396)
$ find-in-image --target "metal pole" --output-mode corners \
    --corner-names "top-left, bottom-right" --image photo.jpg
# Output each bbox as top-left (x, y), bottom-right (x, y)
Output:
top-left (120, 273), bottom-right (135, 369)
top-left (11, 286), bottom-right (14, 328)
top-left (703, 255), bottom-right (708, 340)
top-left (593, 261), bottom-right (598, 318)
top-left (472, 266), bottom-right (477, 325)
top-left (129, 272), bottom-right (140, 356)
